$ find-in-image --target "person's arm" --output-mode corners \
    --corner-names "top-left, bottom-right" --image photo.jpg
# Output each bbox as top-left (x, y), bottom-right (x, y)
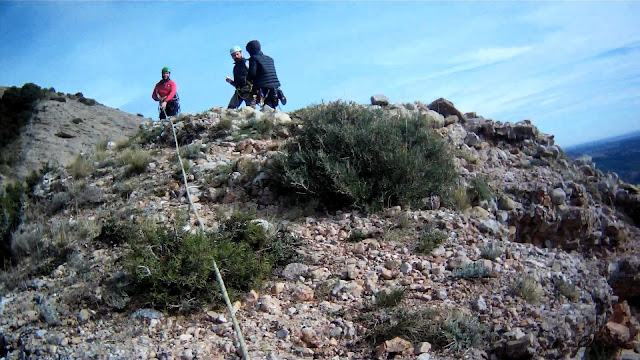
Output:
top-left (247, 58), bottom-right (257, 81)
top-left (165, 80), bottom-right (177, 101)
top-left (226, 76), bottom-right (236, 87)
top-left (152, 83), bottom-right (159, 101)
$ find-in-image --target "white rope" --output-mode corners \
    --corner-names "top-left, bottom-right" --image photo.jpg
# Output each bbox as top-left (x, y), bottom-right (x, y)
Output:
top-left (163, 108), bottom-right (250, 360)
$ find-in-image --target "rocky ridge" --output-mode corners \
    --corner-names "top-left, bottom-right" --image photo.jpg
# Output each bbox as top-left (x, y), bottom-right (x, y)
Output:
top-left (0, 98), bottom-right (639, 360)
top-left (1, 90), bottom-right (144, 181)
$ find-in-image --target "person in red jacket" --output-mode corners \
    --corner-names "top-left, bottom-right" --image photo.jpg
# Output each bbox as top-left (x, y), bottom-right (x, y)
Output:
top-left (152, 66), bottom-right (180, 120)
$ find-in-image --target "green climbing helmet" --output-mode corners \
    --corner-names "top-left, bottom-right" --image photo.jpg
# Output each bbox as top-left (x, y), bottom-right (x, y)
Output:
top-left (230, 46), bottom-right (242, 54)
top-left (161, 66), bottom-right (171, 74)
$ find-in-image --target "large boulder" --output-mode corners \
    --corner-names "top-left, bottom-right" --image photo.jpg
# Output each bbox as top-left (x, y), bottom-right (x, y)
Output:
top-left (427, 98), bottom-right (466, 123)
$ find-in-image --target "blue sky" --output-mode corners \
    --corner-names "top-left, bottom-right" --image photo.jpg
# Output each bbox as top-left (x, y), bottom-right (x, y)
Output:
top-left (1, 1), bottom-right (639, 147)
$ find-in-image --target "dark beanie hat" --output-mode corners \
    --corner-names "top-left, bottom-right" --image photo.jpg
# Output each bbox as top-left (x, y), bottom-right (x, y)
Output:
top-left (246, 40), bottom-right (261, 56)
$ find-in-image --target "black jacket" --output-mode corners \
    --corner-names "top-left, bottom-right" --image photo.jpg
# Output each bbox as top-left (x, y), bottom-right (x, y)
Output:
top-left (247, 51), bottom-right (281, 89)
top-left (231, 58), bottom-right (249, 88)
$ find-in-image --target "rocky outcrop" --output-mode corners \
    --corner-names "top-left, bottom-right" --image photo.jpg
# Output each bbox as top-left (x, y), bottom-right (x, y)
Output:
top-left (0, 98), bottom-right (638, 359)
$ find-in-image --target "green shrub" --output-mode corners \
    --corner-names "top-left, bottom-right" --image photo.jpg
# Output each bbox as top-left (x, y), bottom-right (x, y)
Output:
top-left (1, 183), bottom-right (26, 268)
top-left (179, 144), bottom-right (203, 160)
top-left (25, 162), bottom-right (56, 195)
top-left (470, 176), bottom-right (493, 203)
top-left (268, 229), bottom-right (304, 267)
top-left (136, 124), bottom-right (164, 145)
top-left (375, 287), bottom-right (406, 308)
top-left (122, 212), bottom-right (299, 312)
top-left (415, 226), bottom-right (447, 254)
top-left (347, 229), bottom-right (368, 243)
top-left (267, 101), bottom-right (458, 212)
top-left (0, 83), bottom-right (48, 150)
top-left (454, 263), bottom-right (491, 279)
top-left (480, 242), bottom-right (503, 260)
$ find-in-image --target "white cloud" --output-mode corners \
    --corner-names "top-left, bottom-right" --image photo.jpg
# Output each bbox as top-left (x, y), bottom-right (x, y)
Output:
top-left (453, 46), bottom-right (533, 65)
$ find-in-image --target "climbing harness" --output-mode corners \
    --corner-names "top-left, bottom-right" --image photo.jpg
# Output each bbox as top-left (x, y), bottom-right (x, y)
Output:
top-left (160, 107), bottom-right (250, 360)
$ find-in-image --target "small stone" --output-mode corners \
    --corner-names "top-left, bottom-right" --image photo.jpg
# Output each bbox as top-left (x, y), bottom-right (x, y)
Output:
top-left (179, 334), bottom-right (193, 341)
top-left (272, 282), bottom-right (286, 295)
top-left (245, 290), bottom-right (259, 303)
top-left (329, 327), bottom-right (343, 339)
top-left (381, 268), bottom-right (394, 280)
top-left (471, 296), bottom-right (488, 312)
top-left (276, 329), bottom-right (290, 339)
top-left (282, 263), bottom-right (309, 280)
top-left (551, 188), bottom-right (566, 205)
top-left (414, 341), bottom-right (432, 354)
top-left (301, 328), bottom-right (319, 347)
top-left (292, 284), bottom-right (314, 301)
top-left (400, 262), bottom-right (413, 275)
top-left (436, 289), bottom-right (448, 300)
top-left (181, 349), bottom-right (194, 360)
top-left (78, 309), bottom-right (91, 324)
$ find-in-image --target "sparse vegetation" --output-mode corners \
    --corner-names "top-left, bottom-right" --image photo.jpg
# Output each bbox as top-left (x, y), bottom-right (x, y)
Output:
top-left (375, 287), bottom-right (406, 308)
top-left (267, 101), bottom-right (458, 213)
top-left (470, 176), bottom-right (493, 204)
top-left (415, 226), bottom-right (447, 254)
top-left (179, 143), bottom-right (203, 160)
top-left (347, 229), bottom-right (368, 243)
top-left (553, 277), bottom-right (580, 302)
top-left (363, 307), bottom-right (486, 354)
top-left (112, 181), bottom-right (134, 200)
top-left (512, 275), bottom-right (542, 303)
top-left (480, 242), bottom-right (503, 260)
top-left (454, 263), bottom-right (491, 279)
top-left (117, 147), bottom-right (151, 177)
top-left (452, 186), bottom-right (471, 211)
top-left (68, 154), bottom-right (93, 179)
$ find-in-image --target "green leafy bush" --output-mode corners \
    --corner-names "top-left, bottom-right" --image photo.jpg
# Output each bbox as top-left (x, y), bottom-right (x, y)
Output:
top-left (267, 101), bottom-right (458, 212)
top-left (470, 176), bottom-right (493, 203)
top-left (1, 183), bottom-right (26, 268)
top-left (0, 83), bottom-right (49, 150)
top-left (122, 212), bottom-right (301, 312)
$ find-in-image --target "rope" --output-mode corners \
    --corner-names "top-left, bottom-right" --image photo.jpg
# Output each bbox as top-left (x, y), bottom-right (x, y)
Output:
top-left (161, 107), bottom-right (250, 360)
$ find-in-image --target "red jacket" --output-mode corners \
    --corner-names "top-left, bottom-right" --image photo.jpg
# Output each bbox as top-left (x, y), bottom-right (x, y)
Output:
top-left (152, 79), bottom-right (177, 102)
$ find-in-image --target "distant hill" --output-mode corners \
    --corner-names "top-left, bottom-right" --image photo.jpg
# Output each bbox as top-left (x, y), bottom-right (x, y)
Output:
top-left (565, 132), bottom-right (640, 184)
top-left (0, 86), bottom-right (146, 180)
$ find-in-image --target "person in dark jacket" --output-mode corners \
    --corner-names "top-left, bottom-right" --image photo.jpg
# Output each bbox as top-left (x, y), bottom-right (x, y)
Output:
top-left (245, 40), bottom-right (286, 109)
top-left (226, 46), bottom-right (256, 109)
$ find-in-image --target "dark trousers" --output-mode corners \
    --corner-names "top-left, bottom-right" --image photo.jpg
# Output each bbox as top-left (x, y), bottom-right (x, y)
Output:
top-left (258, 87), bottom-right (280, 108)
top-left (228, 85), bottom-right (256, 109)
top-left (159, 97), bottom-right (180, 120)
